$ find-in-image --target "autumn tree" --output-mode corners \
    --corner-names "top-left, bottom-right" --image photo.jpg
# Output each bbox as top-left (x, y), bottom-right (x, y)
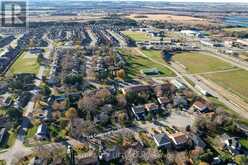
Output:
top-left (95, 88), bottom-right (112, 104)
top-left (116, 94), bottom-right (127, 108)
top-left (116, 69), bottom-right (126, 80)
top-left (65, 107), bottom-right (78, 120)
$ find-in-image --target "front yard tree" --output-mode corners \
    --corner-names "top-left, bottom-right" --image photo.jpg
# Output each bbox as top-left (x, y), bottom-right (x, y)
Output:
top-left (65, 107), bottom-right (78, 120)
top-left (116, 94), bottom-right (127, 108)
top-left (116, 69), bottom-right (126, 80)
top-left (78, 96), bottom-right (97, 117)
top-left (40, 84), bottom-right (51, 96)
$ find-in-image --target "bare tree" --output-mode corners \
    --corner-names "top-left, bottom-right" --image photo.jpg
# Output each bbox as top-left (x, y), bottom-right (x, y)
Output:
top-left (141, 148), bottom-right (161, 163)
top-left (124, 148), bottom-right (140, 165)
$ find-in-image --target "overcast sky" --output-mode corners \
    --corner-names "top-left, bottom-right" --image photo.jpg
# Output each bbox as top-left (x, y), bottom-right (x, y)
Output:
top-left (30, 0), bottom-right (248, 2)
top-left (124, 0), bottom-right (248, 2)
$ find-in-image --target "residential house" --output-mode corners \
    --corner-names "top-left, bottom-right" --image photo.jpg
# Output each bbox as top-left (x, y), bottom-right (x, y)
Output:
top-left (0, 83), bottom-right (8, 94)
top-left (173, 95), bottom-right (189, 110)
top-left (131, 105), bottom-right (146, 120)
top-left (0, 128), bottom-right (7, 145)
top-left (36, 124), bottom-right (49, 141)
top-left (144, 103), bottom-right (159, 113)
top-left (0, 96), bottom-right (12, 108)
top-left (121, 85), bottom-right (151, 95)
top-left (236, 124), bottom-right (248, 136)
top-left (224, 137), bottom-right (241, 155)
top-left (190, 134), bottom-right (206, 149)
top-left (94, 111), bottom-right (110, 125)
top-left (15, 92), bottom-right (32, 108)
top-left (153, 133), bottom-right (171, 148)
top-left (170, 132), bottom-right (188, 149)
top-left (171, 79), bottom-right (185, 90)
top-left (76, 151), bottom-right (99, 165)
top-left (157, 96), bottom-right (170, 108)
top-left (192, 100), bottom-right (209, 113)
top-left (141, 68), bottom-right (160, 76)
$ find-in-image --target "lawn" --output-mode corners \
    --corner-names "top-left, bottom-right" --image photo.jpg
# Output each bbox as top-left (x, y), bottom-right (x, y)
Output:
top-left (26, 125), bottom-right (38, 139)
top-left (204, 69), bottom-right (248, 103)
top-left (119, 48), bottom-right (175, 78)
top-left (173, 51), bottom-right (234, 74)
top-left (142, 49), bottom-right (162, 61)
top-left (6, 131), bottom-right (16, 148)
top-left (122, 31), bottom-right (159, 42)
top-left (8, 51), bottom-right (40, 75)
top-left (0, 130), bottom-right (17, 149)
top-left (240, 138), bottom-right (248, 150)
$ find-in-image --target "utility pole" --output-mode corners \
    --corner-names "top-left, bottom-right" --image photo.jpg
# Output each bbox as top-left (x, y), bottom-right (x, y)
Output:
top-left (67, 145), bottom-right (75, 165)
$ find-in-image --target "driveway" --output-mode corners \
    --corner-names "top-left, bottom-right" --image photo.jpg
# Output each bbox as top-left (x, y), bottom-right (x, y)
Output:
top-left (159, 110), bottom-right (196, 129)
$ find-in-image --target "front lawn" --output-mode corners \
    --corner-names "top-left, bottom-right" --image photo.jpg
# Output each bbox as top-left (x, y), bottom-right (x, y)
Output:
top-left (240, 138), bottom-right (248, 150)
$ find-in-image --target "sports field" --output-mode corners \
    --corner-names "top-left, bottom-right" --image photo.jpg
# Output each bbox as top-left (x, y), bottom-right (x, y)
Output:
top-left (8, 51), bottom-right (40, 75)
top-left (204, 69), bottom-right (248, 102)
top-left (122, 31), bottom-right (159, 42)
top-left (173, 51), bottom-right (234, 73)
top-left (119, 48), bottom-right (175, 78)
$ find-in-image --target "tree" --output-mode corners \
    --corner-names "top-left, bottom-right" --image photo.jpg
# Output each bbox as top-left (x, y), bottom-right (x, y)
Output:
top-left (40, 84), bottom-right (51, 96)
top-left (198, 149), bottom-right (214, 163)
top-left (116, 94), bottom-right (127, 108)
top-left (64, 74), bottom-right (82, 85)
top-left (124, 148), bottom-right (140, 165)
top-left (95, 88), bottom-right (112, 104)
top-left (65, 107), bottom-right (78, 120)
top-left (77, 96), bottom-right (97, 117)
top-left (116, 69), bottom-right (126, 80)
top-left (7, 108), bottom-right (22, 123)
top-left (141, 148), bottom-right (161, 163)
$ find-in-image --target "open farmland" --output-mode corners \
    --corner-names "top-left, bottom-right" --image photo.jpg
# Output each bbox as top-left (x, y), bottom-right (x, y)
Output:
top-left (119, 48), bottom-right (175, 78)
top-left (122, 31), bottom-right (159, 42)
top-left (173, 51), bottom-right (234, 74)
top-left (204, 69), bottom-right (248, 103)
top-left (126, 14), bottom-right (210, 26)
top-left (223, 27), bottom-right (248, 32)
top-left (8, 51), bottom-right (40, 75)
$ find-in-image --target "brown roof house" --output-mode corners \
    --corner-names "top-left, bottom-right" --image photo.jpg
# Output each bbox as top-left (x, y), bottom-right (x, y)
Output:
top-left (170, 132), bottom-right (188, 149)
top-left (144, 103), bottom-right (159, 113)
top-left (192, 100), bottom-right (209, 113)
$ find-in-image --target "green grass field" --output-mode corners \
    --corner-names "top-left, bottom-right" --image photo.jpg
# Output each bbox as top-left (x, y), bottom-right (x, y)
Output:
top-left (173, 51), bottom-right (234, 73)
top-left (205, 69), bottom-right (248, 102)
top-left (142, 49), bottom-right (162, 60)
top-left (119, 48), bottom-right (175, 78)
top-left (8, 51), bottom-right (40, 75)
top-left (122, 31), bottom-right (159, 42)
